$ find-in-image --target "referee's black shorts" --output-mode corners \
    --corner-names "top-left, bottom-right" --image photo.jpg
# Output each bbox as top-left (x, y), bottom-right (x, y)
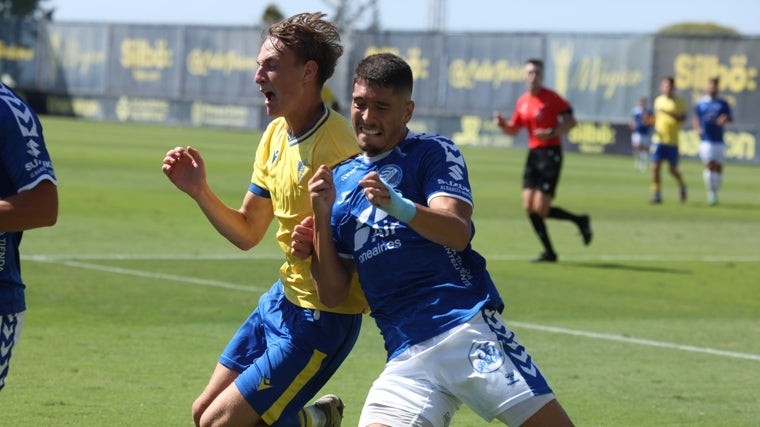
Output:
top-left (523, 146), bottom-right (563, 197)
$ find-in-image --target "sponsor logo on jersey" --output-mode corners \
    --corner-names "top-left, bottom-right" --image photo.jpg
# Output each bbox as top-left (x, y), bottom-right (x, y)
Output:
top-left (354, 206), bottom-right (402, 263)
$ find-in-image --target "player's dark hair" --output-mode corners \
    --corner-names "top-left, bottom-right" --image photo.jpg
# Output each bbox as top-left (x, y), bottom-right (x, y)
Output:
top-left (352, 53), bottom-right (413, 98)
top-left (525, 58), bottom-right (544, 69)
top-left (266, 12), bottom-right (342, 85)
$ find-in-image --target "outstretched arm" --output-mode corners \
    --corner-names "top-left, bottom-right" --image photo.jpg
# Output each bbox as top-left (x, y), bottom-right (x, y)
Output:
top-left (162, 146), bottom-right (272, 250)
top-left (493, 111), bottom-right (520, 136)
top-left (308, 165), bottom-right (353, 307)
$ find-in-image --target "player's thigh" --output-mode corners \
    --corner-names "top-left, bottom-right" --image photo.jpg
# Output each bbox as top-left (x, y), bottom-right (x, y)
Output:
top-left (359, 371), bottom-right (455, 427)
top-left (200, 382), bottom-right (260, 427)
top-left (699, 142), bottom-right (725, 165)
top-left (431, 309), bottom-right (555, 421)
top-left (497, 396), bottom-right (573, 427)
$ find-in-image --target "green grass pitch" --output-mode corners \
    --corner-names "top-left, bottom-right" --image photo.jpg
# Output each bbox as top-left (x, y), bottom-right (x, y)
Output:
top-left (2, 116), bottom-right (759, 426)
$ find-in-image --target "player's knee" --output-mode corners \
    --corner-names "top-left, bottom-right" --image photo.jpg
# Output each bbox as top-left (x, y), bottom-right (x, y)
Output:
top-left (192, 397), bottom-right (208, 426)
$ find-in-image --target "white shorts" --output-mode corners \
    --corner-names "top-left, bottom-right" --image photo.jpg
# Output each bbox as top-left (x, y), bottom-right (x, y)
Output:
top-left (699, 141), bottom-right (726, 165)
top-left (358, 308), bottom-right (555, 427)
top-left (631, 132), bottom-right (650, 148)
top-left (0, 311), bottom-right (25, 391)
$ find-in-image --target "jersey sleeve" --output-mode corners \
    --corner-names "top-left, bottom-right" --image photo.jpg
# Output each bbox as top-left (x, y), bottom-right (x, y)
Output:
top-left (508, 96), bottom-right (525, 128)
top-left (676, 97), bottom-right (687, 115)
top-left (419, 136), bottom-right (473, 206)
top-left (722, 100), bottom-right (733, 119)
top-left (249, 120), bottom-right (279, 198)
top-left (551, 90), bottom-right (572, 115)
top-left (0, 91), bottom-right (56, 195)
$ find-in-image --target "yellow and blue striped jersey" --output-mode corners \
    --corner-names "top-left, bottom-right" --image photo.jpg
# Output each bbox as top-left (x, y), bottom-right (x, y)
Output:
top-left (250, 106), bottom-right (367, 314)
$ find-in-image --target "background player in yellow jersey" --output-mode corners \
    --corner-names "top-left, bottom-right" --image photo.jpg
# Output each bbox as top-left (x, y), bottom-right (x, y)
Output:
top-left (650, 76), bottom-right (687, 204)
top-left (162, 12), bottom-right (365, 427)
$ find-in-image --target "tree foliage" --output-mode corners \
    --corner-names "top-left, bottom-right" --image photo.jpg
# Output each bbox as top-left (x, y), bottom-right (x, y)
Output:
top-left (261, 3), bottom-right (285, 26)
top-left (658, 22), bottom-right (741, 38)
top-left (0, 0), bottom-right (53, 19)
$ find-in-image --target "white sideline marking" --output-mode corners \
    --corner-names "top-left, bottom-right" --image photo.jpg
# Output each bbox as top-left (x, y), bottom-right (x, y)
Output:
top-left (26, 253), bottom-right (760, 362)
top-left (510, 321), bottom-right (760, 362)
top-left (25, 253), bottom-right (760, 262)
top-left (25, 253), bottom-right (282, 261)
top-left (487, 254), bottom-right (760, 262)
top-left (35, 259), bottom-right (263, 292)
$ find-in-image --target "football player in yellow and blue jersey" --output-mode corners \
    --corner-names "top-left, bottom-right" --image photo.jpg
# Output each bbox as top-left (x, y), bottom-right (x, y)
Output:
top-left (162, 12), bottom-right (365, 427)
top-left (650, 76), bottom-right (688, 204)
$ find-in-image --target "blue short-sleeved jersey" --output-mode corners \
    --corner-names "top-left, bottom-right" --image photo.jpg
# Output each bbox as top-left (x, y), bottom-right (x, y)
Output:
top-left (694, 96), bottom-right (732, 143)
top-left (0, 83), bottom-right (57, 314)
top-left (632, 106), bottom-right (653, 136)
top-left (331, 131), bottom-right (503, 360)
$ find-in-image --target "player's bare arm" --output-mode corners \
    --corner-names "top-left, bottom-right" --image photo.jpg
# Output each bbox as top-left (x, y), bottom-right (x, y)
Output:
top-left (692, 116), bottom-right (703, 136)
top-left (360, 171), bottom-right (473, 252)
top-left (493, 111), bottom-right (519, 136)
top-left (535, 110), bottom-right (576, 140)
top-left (162, 145), bottom-right (273, 250)
top-left (717, 113), bottom-right (732, 126)
top-left (291, 216), bottom-right (314, 259)
top-left (0, 180), bottom-right (58, 232)
top-left (308, 165), bottom-right (352, 307)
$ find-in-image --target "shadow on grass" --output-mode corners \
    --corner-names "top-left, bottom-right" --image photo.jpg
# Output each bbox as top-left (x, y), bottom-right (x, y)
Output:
top-left (565, 262), bottom-right (691, 274)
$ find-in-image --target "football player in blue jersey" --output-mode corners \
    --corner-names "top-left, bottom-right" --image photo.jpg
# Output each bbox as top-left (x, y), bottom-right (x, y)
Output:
top-left (629, 97), bottom-right (654, 172)
top-left (692, 77), bottom-right (732, 205)
top-left (296, 53), bottom-right (574, 427)
top-left (0, 81), bottom-right (58, 392)
top-left (163, 12), bottom-right (366, 427)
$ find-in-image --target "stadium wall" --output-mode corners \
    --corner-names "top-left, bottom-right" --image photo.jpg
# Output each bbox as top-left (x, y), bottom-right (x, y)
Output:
top-left (1, 19), bottom-right (757, 163)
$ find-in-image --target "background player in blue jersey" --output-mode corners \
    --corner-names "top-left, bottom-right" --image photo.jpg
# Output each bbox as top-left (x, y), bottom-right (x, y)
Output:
top-left (692, 77), bottom-right (733, 206)
top-left (162, 12), bottom-right (366, 427)
top-left (299, 53), bottom-right (574, 426)
top-left (0, 81), bottom-right (58, 392)
top-left (629, 97), bottom-right (653, 172)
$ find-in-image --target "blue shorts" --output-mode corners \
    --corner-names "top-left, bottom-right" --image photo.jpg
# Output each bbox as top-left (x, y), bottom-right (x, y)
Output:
top-left (651, 143), bottom-right (679, 165)
top-left (221, 280), bottom-right (362, 426)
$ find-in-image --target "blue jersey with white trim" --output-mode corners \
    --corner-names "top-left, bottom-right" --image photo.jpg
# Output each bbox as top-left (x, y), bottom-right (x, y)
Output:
top-left (694, 95), bottom-right (732, 143)
top-left (331, 131), bottom-right (503, 360)
top-left (0, 83), bottom-right (57, 314)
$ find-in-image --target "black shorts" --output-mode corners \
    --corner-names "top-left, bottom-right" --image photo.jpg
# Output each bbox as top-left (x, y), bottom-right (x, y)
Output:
top-left (523, 146), bottom-right (563, 196)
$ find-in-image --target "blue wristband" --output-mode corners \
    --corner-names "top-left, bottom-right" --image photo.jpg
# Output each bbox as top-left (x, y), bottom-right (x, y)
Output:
top-left (379, 177), bottom-right (416, 222)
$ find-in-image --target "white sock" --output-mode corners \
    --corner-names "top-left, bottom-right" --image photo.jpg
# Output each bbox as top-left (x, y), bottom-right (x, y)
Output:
top-left (303, 405), bottom-right (326, 427)
top-left (703, 169), bottom-right (712, 192)
top-left (714, 172), bottom-right (723, 192)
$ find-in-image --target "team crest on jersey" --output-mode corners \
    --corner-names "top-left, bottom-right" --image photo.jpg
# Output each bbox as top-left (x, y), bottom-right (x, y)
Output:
top-left (469, 340), bottom-right (505, 373)
top-left (377, 164), bottom-right (403, 186)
